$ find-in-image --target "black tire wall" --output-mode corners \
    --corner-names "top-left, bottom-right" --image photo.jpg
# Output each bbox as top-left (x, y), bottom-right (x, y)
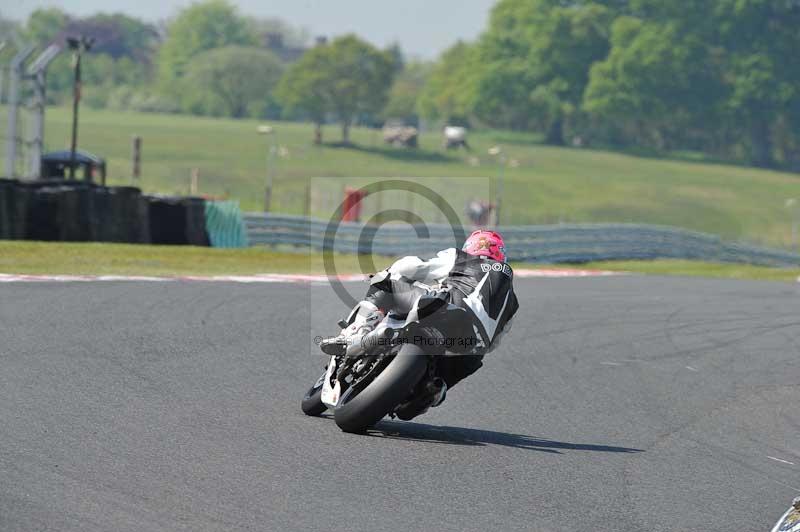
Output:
top-left (0, 179), bottom-right (204, 246)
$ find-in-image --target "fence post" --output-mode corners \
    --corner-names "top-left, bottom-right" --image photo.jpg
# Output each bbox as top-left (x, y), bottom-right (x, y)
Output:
top-left (131, 135), bottom-right (142, 184)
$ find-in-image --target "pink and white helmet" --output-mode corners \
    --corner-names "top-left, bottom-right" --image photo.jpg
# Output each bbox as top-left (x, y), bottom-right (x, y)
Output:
top-left (462, 230), bottom-right (507, 262)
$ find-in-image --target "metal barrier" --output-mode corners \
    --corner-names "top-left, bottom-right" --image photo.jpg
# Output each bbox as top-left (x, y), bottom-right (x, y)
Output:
top-left (243, 212), bottom-right (800, 267)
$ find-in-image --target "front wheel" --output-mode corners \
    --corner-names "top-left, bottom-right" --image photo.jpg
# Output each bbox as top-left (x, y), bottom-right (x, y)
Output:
top-left (301, 377), bottom-right (327, 416)
top-left (333, 344), bottom-right (428, 433)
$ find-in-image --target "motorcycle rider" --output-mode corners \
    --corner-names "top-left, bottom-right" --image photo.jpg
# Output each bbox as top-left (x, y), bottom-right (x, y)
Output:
top-left (320, 230), bottom-right (519, 419)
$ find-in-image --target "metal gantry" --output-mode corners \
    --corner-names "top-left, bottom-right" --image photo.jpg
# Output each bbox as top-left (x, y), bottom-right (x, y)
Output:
top-left (4, 43), bottom-right (34, 179)
top-left (2, 35), bottom-right (62, 180)
top-left (26, 45), bottom-right (62, 178)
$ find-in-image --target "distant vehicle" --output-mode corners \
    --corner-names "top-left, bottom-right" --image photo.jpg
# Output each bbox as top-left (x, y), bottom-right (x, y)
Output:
top-left (382, 122), bottom-right (418, 148)
top-left (40, 150), bottom-right (107, 185)
top-left (771, 497), bottom-right (800, 532)
top-left (443, 126), bottom-right (469, 150)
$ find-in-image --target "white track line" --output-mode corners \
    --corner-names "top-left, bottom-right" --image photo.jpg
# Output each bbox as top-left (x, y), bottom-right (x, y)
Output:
top-left (0, 269), bottom-right (621, 284)
top-left (767, 456), bottom-right (796, 466)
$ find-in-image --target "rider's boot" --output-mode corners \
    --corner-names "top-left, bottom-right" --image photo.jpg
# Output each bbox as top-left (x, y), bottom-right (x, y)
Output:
top-left (320, 301), bottom-right (385, 357)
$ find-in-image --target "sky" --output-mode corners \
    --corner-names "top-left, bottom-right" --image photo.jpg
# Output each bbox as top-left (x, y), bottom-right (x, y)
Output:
top-left (2, 0), bottom-right (498, 59)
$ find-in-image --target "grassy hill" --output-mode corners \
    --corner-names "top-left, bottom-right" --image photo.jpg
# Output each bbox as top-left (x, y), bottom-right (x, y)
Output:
top-left (2, 106), bottom-right (799, 249)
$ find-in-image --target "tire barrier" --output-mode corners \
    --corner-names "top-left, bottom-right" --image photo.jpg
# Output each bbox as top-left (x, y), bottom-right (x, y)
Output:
top-left (184, 197), bottom-right (210, 247)
top-left (243, 213), bottom-right (800, 268)
top-left (147, 196), bottom-right (209, 246)
top-left (26, 186), bottom-right (62, 241)
top-left (204, 200), bottom-right (248, 248)
top-left (0, 179), bottom-right (17, 240)
top-left (0, 180), bottom-right (208, 246)
top-left (109, 187), bottom-right (150, 244)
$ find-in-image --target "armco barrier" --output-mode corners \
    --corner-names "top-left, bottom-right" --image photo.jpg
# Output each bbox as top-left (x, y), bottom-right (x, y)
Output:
top-left (243, 213), bottom-right (800, 267)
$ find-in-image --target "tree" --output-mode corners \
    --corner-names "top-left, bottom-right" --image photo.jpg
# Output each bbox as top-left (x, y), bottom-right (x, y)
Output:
top-left (24, 8), bottom-right (69, 44)
top-left (181, 46), bottom-right (283, 118)
top-left (276, 47), bottom-right (331, 144)
top-left (711, 0), bottom-right (800, 168)
top-left (249, 17), bottom-right (310, 51)
top-left (583, 16), bottom-right (722, 150)
top-left (276, 35), bottom-right (395, 144)
top-left (65, 14), bottom-right (159, 64)
top-left (157, 0), bottom-right (256, 90)
top-left (21, 9), bottom-right (158, 106)
top-left (472, 0), bottom-right (614, 144)
top-left (382, 62), bottom-right (431, 125)
top-left (0, 14), bottom-right (21, 37)
top-left (417, 41), bottom-right (477, 125)
top-left (582, 0), bottom-right (800, 167)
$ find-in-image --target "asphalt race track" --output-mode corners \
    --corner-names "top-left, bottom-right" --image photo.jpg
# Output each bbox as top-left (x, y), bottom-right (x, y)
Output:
top-left (1, 275), bottom-right (798, 531)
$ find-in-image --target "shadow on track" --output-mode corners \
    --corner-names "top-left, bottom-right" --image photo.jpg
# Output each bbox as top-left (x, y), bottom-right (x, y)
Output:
top-left (368, 420), bottom-right (644, 455)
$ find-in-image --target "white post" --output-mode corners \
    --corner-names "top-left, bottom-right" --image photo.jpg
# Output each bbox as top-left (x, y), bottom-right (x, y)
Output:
top-left (786, 199), bottom-right (799, 252)
top-left (257, 125), bottom-right (276, 212)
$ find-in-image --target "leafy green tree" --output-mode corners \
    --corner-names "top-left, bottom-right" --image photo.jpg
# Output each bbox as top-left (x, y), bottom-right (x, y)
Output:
top-left (473, 0), bottom-right (614, 144)
top-left (382, 62), bottom-right (431, 125)
top-left (180, 46), bottom-right (284, 118)
top-left (583, 0), bottom-right (800, 167)
top-left (24, 8), bottom-right (69, 44)
top-left (417, 41), bottom-right (477, 125)
top-left (0, 14), bottom-right (21, 37)
top-left (249, 17), bottom-right (310, 50)
top-left (276, 48), bottom-right (329, 143)
top-left (276, 35), bottom-right (395, 144)
top-left (321, 35), bottom-right (395, 142)
top-left (157, 0), bottom-right (256, 90)
top-left (66, 13), bottom-right (159, 64)
top-left (583, 16), bottom-right (722, 150)
top-left (22, 9), bottom-right (158, 105)
top-left (711, 0), bottom-right (800, 168)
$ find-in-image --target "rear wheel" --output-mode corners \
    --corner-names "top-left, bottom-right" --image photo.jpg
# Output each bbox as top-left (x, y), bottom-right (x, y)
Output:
top-left (333, 344), bottom-right (428, 433)
top-left (301, 378), bottom-right (327, 416)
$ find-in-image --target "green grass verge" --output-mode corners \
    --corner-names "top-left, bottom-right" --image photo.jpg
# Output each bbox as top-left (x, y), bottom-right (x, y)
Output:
top-left (2, 106), bottom-right (799, 248)
top-left (0, 241), bottom-right (797, 282)
top-left (0, 241), bottom-right (379, 276)
top-left (578, 259), bottom-right (800, 282)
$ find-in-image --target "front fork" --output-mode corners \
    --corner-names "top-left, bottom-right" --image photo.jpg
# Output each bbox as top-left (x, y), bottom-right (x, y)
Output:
top-left (320, 355), bottom-right (341, 408)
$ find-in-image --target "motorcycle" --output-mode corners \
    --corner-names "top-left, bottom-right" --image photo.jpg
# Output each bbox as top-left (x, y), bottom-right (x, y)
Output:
top-left (771, 497), bottom-right (800, 532)
top-left (301, 290), bottom-right (467, 433)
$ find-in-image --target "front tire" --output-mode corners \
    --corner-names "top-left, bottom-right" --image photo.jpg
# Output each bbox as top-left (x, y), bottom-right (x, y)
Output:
top-left (301, 380), bottom-right (327, 416)
top-left (333, 344), bottom-right (428, 433)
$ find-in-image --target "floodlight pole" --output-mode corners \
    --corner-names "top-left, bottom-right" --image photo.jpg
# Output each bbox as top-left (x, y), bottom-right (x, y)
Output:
top-left (496, 155), bottom-right (505, 226)
top-left (67, 36), bottom-right (93, 180)
top-left (488, 146), bottom-right (505, 226)
top-left (68, 42), bottom-right (82, 180)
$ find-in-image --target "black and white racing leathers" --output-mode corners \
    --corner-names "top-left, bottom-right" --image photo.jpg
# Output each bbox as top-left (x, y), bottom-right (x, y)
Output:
top-left (365, 247), bottom-right (519, 387)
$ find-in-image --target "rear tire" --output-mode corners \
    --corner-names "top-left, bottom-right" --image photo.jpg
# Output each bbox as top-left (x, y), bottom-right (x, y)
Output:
top-left (301, 381), bottom-right (327, 416)
top-left (333, 344), bottom-right (428, 433)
